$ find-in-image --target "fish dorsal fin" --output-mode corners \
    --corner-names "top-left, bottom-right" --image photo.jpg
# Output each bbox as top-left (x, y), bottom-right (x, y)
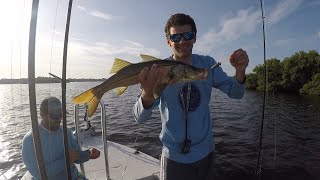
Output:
top-left (115, 86), bottom-right (128, 96)
top-left (140, 54), bottom-right (160, 62)
top-left (110, 58), bottom-right (132, 74)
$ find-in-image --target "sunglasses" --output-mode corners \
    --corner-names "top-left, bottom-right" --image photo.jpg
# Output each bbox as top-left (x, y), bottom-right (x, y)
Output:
top-left (49, 112), bottom-right (62, 120)
top-left (169, 32), bottom-right (195, 43)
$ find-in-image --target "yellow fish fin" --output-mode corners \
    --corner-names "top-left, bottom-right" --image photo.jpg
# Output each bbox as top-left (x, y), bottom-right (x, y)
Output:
top-left (115, 86), bottom-right (128, 96)
top-left (110, 58), bottom-right (132, 74)
top-left (87, 94), bottom-right (103, 117)
top-left (73, 88), bottom-right (95, 104)
top-left (140, 54), bottom-right (160, 62)
top-left (72, 87), bottom-right (102, 117)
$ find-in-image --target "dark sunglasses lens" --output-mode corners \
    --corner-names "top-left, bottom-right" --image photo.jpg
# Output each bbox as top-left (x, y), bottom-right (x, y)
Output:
top-left (183, 32), bottom-right (194, 41)
top-left (50, 113), bottom-right (62, 120)
top-left (170, 34), bottom-right (181, 42)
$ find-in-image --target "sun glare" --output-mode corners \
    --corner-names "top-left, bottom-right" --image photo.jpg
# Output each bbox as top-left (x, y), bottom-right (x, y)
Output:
top-left (0, 1), bottom-right (29, 78)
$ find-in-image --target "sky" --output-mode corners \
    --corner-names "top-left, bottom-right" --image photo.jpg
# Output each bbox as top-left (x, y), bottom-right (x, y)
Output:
top-left (0, 0), bottom-right (319, 79)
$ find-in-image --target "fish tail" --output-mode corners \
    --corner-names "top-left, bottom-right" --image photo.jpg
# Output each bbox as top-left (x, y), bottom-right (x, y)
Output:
top-left (72, 87), bottom-right (103, 117)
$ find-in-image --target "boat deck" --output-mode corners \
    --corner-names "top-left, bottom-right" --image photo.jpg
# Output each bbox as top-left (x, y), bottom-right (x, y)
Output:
top-left (78, 136), bottom-right (160, 180)
top-left (22, 135), bottom-right (160, 180)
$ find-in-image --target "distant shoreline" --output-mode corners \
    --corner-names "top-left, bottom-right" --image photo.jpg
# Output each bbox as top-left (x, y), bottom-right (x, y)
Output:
top-left (0, 77), bottom-right (105, 84)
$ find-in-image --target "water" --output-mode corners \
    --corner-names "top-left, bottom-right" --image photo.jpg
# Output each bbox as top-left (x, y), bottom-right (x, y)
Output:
top-left (0, 82), bottom-right (319, 180)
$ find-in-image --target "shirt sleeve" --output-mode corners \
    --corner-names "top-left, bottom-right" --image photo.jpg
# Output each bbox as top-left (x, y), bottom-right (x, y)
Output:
top-left (133, 92), bottom-right (160, 124)
top-left (68, 129), bottom-right (90, 163)
top-left (211, 60), bottom-right (245, 99)
top-left (22, 135), bottom-right (66, 178)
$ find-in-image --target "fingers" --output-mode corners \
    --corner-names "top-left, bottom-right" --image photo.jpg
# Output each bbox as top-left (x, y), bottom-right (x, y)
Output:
top-left (230, 48), bottom-right (247, 61)
top-left (229, 48), bottom-right (249, 68)
top-left (138, 67), bottom-right (149, 83)
top-left (154, 67), bottom-right (163, 85)
top-left (139, 64), bottom-right (159, 84)
top-left (89, 148), bottom-right (101, 159)
top-left (139, 64), bottom-right (161, 95)
top-left (148, 64), bottom-right (158, 83)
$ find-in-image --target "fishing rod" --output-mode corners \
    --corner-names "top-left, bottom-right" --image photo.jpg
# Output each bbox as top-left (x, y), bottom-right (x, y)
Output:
top-left (28, 0), bottom-right (48, 179)
top-left (255, 0), bottom-right (267, 178)
top-left (61, 0), bottom-right (74, 179)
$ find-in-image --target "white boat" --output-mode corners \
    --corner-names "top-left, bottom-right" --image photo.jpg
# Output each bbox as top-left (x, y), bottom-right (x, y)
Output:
top-left (22, 138), bottom-right (160, 180)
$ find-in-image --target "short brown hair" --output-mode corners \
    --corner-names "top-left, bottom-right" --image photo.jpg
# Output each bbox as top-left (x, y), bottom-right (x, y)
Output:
top-left (164, 13), bottom-right (197, 37)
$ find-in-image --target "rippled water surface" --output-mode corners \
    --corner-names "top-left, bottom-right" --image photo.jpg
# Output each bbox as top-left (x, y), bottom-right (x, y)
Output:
top-left (0, 82), bottom-right (319, 180)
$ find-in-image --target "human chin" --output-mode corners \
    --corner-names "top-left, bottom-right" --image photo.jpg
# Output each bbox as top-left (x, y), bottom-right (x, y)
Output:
top-left (49, 122), bottom-right (61, 131)
top-left (176, 48), bottom-right (191, 58)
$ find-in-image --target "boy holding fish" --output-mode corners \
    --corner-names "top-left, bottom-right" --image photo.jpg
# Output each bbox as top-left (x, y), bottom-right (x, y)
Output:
top-left (134, 13), bottom-right (249, 180)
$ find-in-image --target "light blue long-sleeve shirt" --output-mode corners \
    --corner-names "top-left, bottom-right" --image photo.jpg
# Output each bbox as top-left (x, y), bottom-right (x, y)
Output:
top-left (22, 125), bottom-right (89, 180)
top-left (133, 54), bottom-right (245, 163)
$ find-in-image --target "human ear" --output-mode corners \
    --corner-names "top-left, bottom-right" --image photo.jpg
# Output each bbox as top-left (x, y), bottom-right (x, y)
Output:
top-left (166, 37), bottom-right (171, 47)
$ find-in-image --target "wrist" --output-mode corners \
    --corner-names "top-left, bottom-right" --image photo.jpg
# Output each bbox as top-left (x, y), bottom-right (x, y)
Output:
top-left (141, 91), bottom-right (155, 109)
top-left (235, 69), bottom-right (246, 84)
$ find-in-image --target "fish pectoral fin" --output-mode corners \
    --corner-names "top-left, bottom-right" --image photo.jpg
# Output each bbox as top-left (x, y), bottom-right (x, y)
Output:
top-left (115, 87), bottom-right (128, 96)
top-left (140, 54), bottom-right (160, 62)
top-left (110, 58), bottom-right (132, 74)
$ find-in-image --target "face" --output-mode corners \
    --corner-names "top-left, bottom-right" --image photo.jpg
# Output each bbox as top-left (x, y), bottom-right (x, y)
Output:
top-left (166, 24), bottom-right (196, 63)
top-left (41, 111), bottom-right (62, 131)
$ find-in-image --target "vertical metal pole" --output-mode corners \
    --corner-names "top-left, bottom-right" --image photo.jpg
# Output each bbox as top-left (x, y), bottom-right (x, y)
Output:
top-left (100, 101), bottom-right (111, 180)
top-left (28, 0), bottom-right (48, 179)
top-left (61, 0), bottom-right (74, 179)
top-left (74, 105), bottom-right (86, 175)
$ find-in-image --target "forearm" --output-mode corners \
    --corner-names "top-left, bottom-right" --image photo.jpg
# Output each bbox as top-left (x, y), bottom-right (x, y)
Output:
top-left (74, 150), bottom-right (90, 163)
top-left (133, 96), bottom-right (155, 123)
top-left (235, 69), bottom-right (246, 84)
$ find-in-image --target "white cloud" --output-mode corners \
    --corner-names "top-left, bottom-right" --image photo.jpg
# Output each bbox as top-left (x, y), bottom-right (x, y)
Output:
top-left (196, 9), bottom-right (260, 53)
top-left (195, 0), bottom-right (304, 54)
top-left (31, 33), bottom-right (161, 78)
top-left (68, 39), bottom-right (159, 59)
top-left (77, 6), bottom-right (112, 21)
top-left (267, 0), bottom-right (303, 26)
top-left (318, 31), bottom-right (320, 39)
top-left (65, 39), bottom-right (160, 78)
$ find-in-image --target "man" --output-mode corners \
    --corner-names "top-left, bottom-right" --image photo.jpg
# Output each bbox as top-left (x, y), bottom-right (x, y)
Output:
top-left (133, 13), bottom-right (249, 180)
top-left (22, 97), bottom-right (100, 180)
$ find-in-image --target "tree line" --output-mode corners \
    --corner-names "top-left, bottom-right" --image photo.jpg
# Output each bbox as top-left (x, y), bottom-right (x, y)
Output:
top-left (246, 50), bottom-right (320, 96)
top-left (0, 77), bottom-right (104, 84)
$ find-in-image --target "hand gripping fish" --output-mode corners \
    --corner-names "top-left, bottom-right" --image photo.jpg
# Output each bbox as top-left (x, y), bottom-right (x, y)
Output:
top-left (72, 54), bottom-right (209, 117)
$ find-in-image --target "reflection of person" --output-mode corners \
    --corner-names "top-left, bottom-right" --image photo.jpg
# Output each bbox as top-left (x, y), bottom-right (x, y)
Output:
top-left (22, 97), bottom-right (100, 180)
top-left (133, 13), bottom-right (249, 180)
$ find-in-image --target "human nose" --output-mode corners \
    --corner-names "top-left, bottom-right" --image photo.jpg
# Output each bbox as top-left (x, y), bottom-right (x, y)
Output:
top-left (178, 36), bottom-right (187, 44)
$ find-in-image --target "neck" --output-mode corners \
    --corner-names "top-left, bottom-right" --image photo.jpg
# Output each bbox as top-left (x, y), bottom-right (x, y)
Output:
top-left (40, 120), bottom-right (57, 132)
top-left (40, 122), bottom-right (57, 133)
top-left (40, 121), bottom-right (48, 130)
top-left (172, 54), bottom-right (192, 65)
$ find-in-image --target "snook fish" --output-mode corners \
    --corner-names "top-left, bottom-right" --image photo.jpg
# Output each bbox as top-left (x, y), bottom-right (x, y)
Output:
top-left (72, 54), bottom-right (208, 117)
